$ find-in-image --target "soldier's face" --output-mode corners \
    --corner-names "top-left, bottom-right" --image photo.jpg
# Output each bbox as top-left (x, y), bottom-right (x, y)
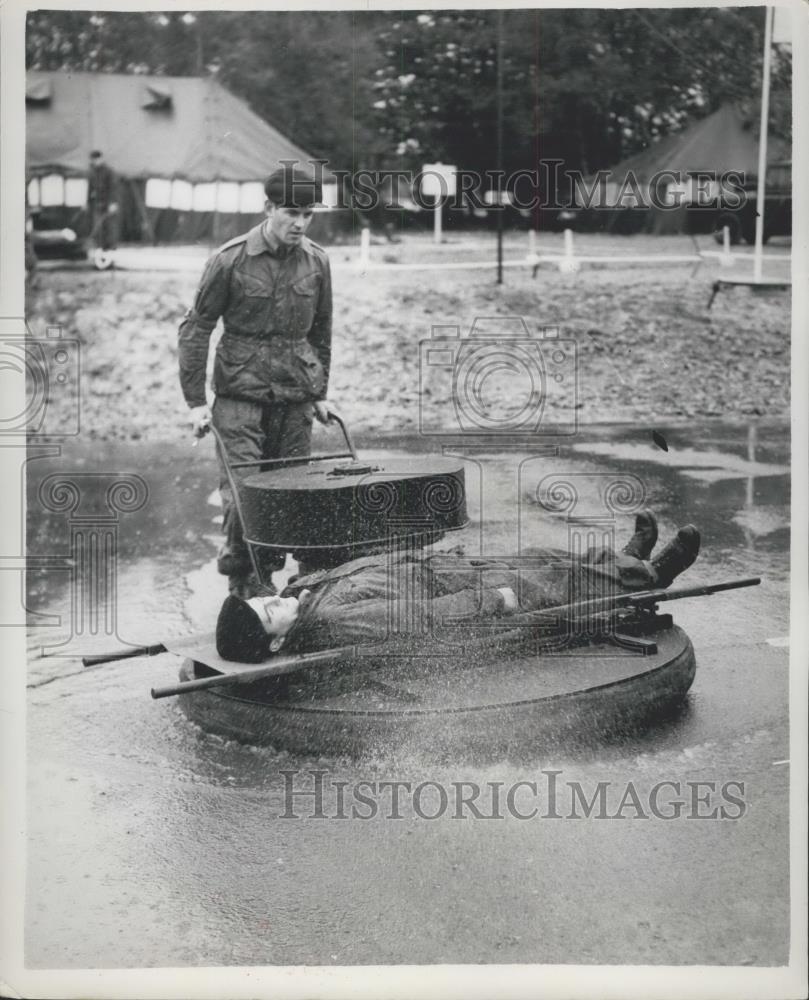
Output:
top-left (266, 203), bottom-right (315, 245)
top-left (247, 594), bottom-right (301, 638)
top-left (247, 590), bottom-right (309, 654)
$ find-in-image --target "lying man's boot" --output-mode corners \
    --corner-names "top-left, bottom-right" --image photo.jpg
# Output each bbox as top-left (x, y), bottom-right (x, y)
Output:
top-left (621, 509), bottom-right (658, 560)
top-left (651, 525), bottom-right (701, 587)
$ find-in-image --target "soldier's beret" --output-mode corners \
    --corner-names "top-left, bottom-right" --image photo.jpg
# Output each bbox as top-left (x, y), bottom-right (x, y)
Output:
top-left (264, 165), bottom-right (323, 207)
top-left (216, 595), bottom-right (270, 663)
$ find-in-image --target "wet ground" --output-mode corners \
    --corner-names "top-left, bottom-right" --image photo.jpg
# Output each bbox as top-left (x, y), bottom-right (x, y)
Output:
top-left (24, 420), bottom-right (791, 967)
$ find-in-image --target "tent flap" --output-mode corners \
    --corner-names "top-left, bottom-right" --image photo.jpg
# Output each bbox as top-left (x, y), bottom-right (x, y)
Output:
top-left (142, 83), bottom-right (173, 110)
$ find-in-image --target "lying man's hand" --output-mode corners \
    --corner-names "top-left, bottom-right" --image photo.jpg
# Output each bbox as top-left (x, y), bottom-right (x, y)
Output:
top-left (497, 587), bottom-right (518, 613)
top-left (189, 404), bottom-right (212, 438)
top-left (313, 399), bottom-right (341, 425)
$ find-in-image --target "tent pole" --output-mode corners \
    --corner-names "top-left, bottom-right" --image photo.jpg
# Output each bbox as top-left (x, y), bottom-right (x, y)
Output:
top-left (130, 178), bottom-right (156, 245)
top-left (205, 72), bottom-right (219, 248)
top-left (753, 5), bottom-right (774, 283)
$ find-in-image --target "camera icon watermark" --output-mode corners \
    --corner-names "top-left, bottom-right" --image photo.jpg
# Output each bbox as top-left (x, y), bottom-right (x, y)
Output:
top-left (0, 318), bottom-right (80, 437)
top-left (419, 317), bottom-right (578, 438)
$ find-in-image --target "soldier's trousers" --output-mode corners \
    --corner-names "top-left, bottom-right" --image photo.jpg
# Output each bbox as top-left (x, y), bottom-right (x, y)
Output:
top-left (91, 209), bottom-right (119, 251)
top-left (212, 396), bottom-right (313, 585)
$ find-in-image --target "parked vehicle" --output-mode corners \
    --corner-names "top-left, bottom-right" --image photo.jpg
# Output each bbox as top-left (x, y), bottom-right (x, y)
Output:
top-left (29, 205), bottom-right (89, 261)
top-left (711, 160), bottom-right (791, 245)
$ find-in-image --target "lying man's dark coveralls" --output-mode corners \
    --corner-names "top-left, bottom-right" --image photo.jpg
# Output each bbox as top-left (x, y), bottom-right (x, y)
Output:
top-left (279, 543), bottom-right (658, 655)
top-left (178, 224), bottom-right (332, 586)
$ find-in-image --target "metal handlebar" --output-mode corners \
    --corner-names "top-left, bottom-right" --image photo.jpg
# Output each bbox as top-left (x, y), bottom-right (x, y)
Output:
top-left (325, 412), bottom-right (358, 461)
top-left (207, 412), bottom-right (358, 474)
top-left (199, 412), bottom-right (360, 589)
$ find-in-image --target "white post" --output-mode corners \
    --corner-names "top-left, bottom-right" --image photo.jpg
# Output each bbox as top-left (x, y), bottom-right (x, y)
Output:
top-left (527, 228), bottom-right (538, 262)
top-left (558, 228), bottom-right (579, 274)
top-left (359, 226), bottom-right (370, 267)
top-left (753, 5), bottom-right (774, 283)
top-left (746, 422), bottom-right (757, 509)
top-left (433, 198), bottom-right (442, 244)
top-left (720, 224), bottom-right (734, 268)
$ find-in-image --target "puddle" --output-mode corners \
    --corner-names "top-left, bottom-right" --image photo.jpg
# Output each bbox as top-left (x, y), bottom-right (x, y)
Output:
top-left (23, 419), bottom-right (791, 968)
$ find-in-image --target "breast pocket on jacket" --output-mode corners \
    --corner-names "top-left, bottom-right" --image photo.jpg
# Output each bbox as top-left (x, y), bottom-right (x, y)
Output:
top-left (291, 273), bottom-right (320, 332)
top-left (232, 270), bottom-right (272, 330)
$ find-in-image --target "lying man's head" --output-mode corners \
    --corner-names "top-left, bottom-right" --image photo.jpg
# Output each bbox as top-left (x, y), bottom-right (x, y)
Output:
top-left (216, 591), bottom-right (308, 662)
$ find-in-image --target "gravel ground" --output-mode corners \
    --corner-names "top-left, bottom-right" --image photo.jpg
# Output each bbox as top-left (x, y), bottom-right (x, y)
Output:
top-left (26, 233), bottom-right (791, 442)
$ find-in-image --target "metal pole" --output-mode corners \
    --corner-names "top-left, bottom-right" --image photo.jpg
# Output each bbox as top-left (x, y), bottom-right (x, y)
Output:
top-left (434, 195), bottom-right (443, 244)
top-left (196, 14), bottom-right (204, 75)
top-left (359, 225), bottom-right (370, 267)
top-left (204, 72), bottom-right (219, 248)
top-left (496, 9), bottom-right (504, 284)
top-left (753, 6), bottom-right (774, 283)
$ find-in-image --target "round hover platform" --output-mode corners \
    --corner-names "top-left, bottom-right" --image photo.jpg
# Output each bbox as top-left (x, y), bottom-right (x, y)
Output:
top-left (177, 624), bottom-right (696, 757)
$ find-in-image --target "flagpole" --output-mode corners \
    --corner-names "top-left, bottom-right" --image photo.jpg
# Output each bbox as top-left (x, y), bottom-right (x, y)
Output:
top-left (496, 9), bottom-right (504, 285)
top-left (753, 5), bottom-right (775, 283)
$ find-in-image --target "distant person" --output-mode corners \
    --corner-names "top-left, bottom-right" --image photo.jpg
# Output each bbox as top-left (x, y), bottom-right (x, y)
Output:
top-left (178, 165), bottom-right (339, 600)
top-left (215, 512), bottom-right (702, 662)
top-left (25, 198), bottom-right (38, 289)
top-left (87, 150), bottom-right (119, 253)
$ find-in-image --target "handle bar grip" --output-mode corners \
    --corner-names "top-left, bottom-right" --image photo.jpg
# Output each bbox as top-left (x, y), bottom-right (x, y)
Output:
top-left (82, 644), bottom-right (166, 667)
top-left (326, 411), bottom-right (358, 460)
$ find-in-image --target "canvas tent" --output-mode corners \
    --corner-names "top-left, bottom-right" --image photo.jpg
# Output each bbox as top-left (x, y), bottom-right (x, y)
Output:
top-left (25, 70), bottom-right (341, 243)
top-left (576, 103), bottom-right (790, 234)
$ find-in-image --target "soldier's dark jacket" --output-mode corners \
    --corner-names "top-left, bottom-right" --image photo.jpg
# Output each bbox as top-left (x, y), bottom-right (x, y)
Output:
top-left (88, 162), bottom-right (117, 209)
top-left (178, 223), bottom-right (332, 408)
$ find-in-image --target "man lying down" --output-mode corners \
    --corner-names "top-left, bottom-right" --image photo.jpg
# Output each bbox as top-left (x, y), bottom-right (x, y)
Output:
top-left (215, 511), bottom-right (700, 664)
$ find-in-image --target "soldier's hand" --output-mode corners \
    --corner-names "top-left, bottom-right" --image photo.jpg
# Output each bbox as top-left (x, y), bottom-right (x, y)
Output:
top-left (313, 400), bottom-right (341, 425)
top-left (189, 404), bottom-right (212, 439)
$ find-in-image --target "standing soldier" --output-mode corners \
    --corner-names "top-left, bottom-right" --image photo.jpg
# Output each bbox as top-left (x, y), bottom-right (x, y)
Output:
top-left (178, 165), bottom-right (338, 599)
top-left (87, 150), bottom-right (119, 263)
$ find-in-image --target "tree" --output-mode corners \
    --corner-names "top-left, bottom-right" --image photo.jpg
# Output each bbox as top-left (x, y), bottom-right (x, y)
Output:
top-left (26, 7), bottom-right (790, 182)
top-left (26, 11), bottom-right (196, 74)
top-left (368, 6), bottom-right (790, 177)
top-left (206, 11), bottom-right (383, 170)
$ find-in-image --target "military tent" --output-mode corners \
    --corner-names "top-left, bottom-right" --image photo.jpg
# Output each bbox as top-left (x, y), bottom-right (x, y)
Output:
top-left (25, 70), bottom-right (345, 244)
top-left (574, 103), bottom-right (791, 234)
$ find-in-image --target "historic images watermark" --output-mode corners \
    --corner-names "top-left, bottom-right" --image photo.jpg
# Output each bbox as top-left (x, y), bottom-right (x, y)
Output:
top-left (3, 316), bottom-right (149, 653)
top-left (418, 317), bottom-right (578, 438)
top-left (0, 320), bottom-right (80, 438)
top-left (278, 769), bottom-right (748, 822)
top-left (292, 157), bottom-right (747, 212)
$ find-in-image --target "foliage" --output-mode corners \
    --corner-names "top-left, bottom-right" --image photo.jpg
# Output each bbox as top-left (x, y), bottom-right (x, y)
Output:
top-left (26, 8), bottom-right (791, 176)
